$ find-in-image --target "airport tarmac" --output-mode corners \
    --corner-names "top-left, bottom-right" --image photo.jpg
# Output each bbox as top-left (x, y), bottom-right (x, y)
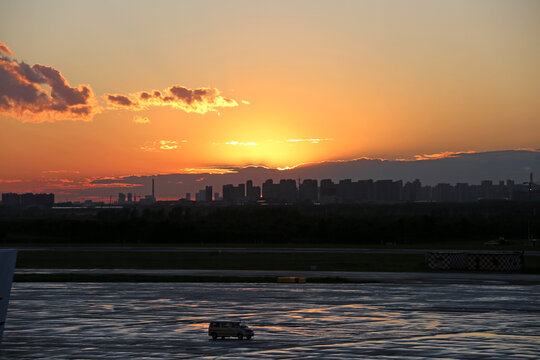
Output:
top-left (14, 246), bottom-right (540, 256)
top-left (15, 268), bottom-right (540, 285)
top-left (1, 282), bottom-right (539, 359)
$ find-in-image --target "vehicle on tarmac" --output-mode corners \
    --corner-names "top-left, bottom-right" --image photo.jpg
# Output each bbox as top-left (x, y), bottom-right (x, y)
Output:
top-left (208, 321), bottom-right (254, 340)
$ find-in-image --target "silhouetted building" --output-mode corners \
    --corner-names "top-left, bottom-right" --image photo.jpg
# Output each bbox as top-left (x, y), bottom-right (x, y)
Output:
top-left (246, 180), bottom-right (261, 202)
top-left (223, 184), bottom-right (245, 204)
top-left (375, 180), bottom-right (402, 202)
top-left (456, 183), bottom-right (469, 202)
top-left (480, 180), bottom-right (493, 200)
top-left (195, 190), bottom-right (205, 202)
top-left (357, 179), bottom-right (375, 202)
top-left (506, 180), bottom-right (514, 200)
top-left (278, 179), bottom-right (297, 203)
top-left (127, 193), bottom-right (133, 203)
top-left (262, 179), bottom-right (278, 202)
top-left (433, 183), bottom-right (456, 202)
top-left (140, 178), bottom-right (156, 204)
top-left (299, 179), bottom-right (318, 203)
top-left (2, 193), bottom-right (54, 209)
top-left (403, 179), bottom-right (422, 202)
top-left (186, 193), bottom-right (191, 201)
top-left (337, 179), bottom-right (354, 203)
top-left (118, 193), bottom-right (126, 204)
top-left (1, 193), bottom-right (20, 208)
top-left (320, 179), bottom-right (337, 204)
top-left (205, 186), bottom-right (213, 202)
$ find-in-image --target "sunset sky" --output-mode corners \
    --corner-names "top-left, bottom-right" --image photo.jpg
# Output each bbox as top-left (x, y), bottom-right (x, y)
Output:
top-left (1, 0), bottom-right (539, 198)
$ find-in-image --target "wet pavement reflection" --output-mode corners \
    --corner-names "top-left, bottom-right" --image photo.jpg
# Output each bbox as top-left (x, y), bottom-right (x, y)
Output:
top-left (1, 282), bottom-right (539, 358)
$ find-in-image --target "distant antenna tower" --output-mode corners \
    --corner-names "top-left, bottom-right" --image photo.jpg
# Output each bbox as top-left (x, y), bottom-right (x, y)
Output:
top-left (525, 172), bottom-right (535, 242)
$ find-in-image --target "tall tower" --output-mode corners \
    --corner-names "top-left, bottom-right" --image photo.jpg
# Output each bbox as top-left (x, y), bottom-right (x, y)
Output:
top-left (0, 249), bottom-right (17, 344)
top-left (152, 178), bottom-right (155, 199)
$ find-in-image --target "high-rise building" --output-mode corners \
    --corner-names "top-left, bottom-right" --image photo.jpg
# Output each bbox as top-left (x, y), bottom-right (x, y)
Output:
top-left (223, 184), bottom-right (245, 204)
top-left (320, 179), bottom-right (337, 204)
top-left (1, 193), bottom-right (54, 208)
top-left (480, 180), bottom-right (493, 199)
top-left (195, 189), bottom-right (206, 202)
top-left (456, 183), bottom-right (469, 202)
top-left (278, 179), bottom-right (297, 203)
top-left (299, 179), bottom-right (318, 203)
top-left (246, 180), bottom-right (261, 202)
top-left (262, 179), bottom-right (276, 201)
top-left (205, 186), bottom-right (213, 201)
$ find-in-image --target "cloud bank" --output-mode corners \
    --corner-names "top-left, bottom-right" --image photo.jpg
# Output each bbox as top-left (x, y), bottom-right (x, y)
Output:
top-left (414, 150), bottom-right (477, 161)
top-left (0, 42), bottom-right (99, 122)
top-left (105, 85), bottom-right (238, 114)
top-left (0, 42), bottom-right (242, 122)
top-left (133, 116), bottom-right (150, 124)
top-left (0, 42), bottom-right (15, 56)
top-left (140, 140), bottom-right (186, 152)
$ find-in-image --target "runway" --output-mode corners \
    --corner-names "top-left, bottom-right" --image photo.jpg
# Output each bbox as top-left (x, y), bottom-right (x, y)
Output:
top-left (14, 246), bottom-right (540, 256)
top-left (15, 268), bottom-right (540, 285)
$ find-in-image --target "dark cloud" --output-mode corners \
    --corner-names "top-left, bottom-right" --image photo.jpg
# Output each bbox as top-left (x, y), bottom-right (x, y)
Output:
top-left (0, 42), bottom-right (242, 121)
top-left (0, 42), bottom-right (15, 56)
top-left (0, 43), bottom-right (98, 122)
top-left (105, 85), bottom-right (240, 114)
top-left (106, 94), bottom-right (138, 107)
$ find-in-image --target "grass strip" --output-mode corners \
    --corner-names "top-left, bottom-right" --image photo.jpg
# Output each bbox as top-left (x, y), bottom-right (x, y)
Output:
top-left (15, 251), bottom-right (427, 272)
top-left (13, 251), bottom-right (540, 273)
top-left (13, 274), bottom-right (381, 283)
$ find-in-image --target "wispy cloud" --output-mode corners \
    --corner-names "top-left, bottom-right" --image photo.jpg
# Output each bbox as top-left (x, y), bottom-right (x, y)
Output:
top-left (0, 42), bottom-right (245, 122)
top-left (287, 138), bottom-right (333, 144)
top-left (241, 100), bottom-right (250, 105)
top-left (107, 94), bottom-right (138, 108)
top-left (105, 85), bottom-right (239, 114)
top-left (140, 140), bottom-right (184, 152)
top-left (0, 179), bottom-right (23, 183)
top-left (414, 150), bottom-right (477, 161)
top-left (133, 116), bottom-right (150, 124)
top-left (41, 170), bottom-right (81, 174)
top-left (178, 168), bottom-right (238, 175)
top-left (43, 178), bottom-right (144, 190)
top-left (276, 164), bottom-right (305, 171)
top-left (225, 141), bottom-right (257, 146)
top-left (0, 42), bottom-right (15, 56)
top-left (0, 42), bottom-right (99, 122)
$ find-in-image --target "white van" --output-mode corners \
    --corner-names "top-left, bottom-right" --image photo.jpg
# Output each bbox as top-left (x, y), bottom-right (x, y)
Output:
top-left (208, 321), bottom-right (254, 340)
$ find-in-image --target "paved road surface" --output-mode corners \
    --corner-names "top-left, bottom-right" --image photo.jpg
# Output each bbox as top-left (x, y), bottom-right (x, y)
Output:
top-left (10, 246), bottom-right (540, 256)
top-left (15, 268), bottom-right (540, 285)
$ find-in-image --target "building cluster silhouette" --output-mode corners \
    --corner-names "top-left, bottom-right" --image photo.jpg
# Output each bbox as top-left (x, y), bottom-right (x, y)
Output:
top-left (1, 193), bottom-right (54, 209)
top-left (212, 177), bottom-right (537, 204)
top-left (2, 175), bottom-right (538, 209)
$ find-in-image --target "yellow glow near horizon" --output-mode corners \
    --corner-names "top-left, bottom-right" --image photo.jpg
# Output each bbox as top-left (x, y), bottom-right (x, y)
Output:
top-left (1, 0), bottom-right (540, 194)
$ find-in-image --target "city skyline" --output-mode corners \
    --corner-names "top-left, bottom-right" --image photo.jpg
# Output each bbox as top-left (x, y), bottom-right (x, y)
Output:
top-left (3, 167), bottom-right (537, 208)
top-left (1, 1), bottom-right (540, 199)
top-left (0, 149), bottom-right (538, 201)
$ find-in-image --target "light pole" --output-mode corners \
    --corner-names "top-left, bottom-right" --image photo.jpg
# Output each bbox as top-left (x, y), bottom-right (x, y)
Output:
top-left (524, 172), bottom-right (535, 245)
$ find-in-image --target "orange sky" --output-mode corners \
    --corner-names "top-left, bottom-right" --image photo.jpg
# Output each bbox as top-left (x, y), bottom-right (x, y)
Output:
top-left (1, 0), bottom-right (540, 194)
